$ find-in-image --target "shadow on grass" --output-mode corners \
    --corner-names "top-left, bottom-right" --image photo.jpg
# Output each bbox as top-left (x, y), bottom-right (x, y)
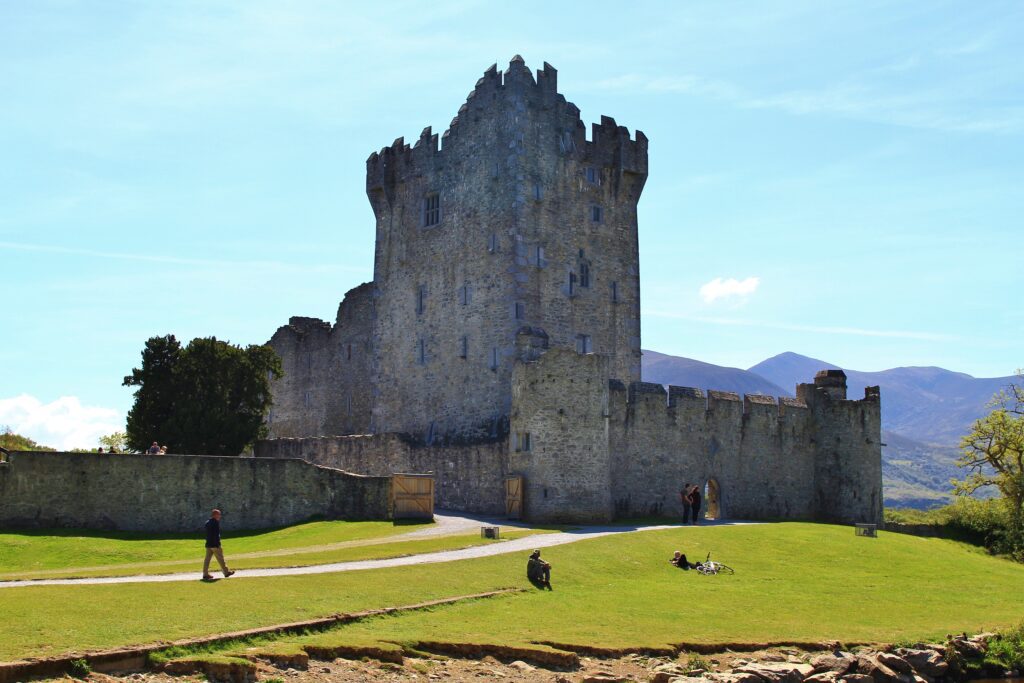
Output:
top-left (0, 516), bottom-right (435, 543)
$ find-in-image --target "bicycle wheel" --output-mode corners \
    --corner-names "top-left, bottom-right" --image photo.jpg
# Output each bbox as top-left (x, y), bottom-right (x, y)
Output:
top-left (714, 563), bottom-right (735, 575)
top-left (696, 564), bottom-right (716, 575)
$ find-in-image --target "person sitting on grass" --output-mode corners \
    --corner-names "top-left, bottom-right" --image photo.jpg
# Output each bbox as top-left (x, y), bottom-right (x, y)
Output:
top-left (527, 549), bottom-right (552, 588)
top-left (669, 550), bottom-right (701, 571)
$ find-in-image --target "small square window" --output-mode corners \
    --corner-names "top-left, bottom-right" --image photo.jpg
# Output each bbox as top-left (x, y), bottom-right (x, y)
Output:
top-left (586, 167), bottom-right (600, 185)
top-left (591, 205), bottom-right (603, 223)
top-left (575, 334), bottom-right (592, 354)
top-left (423, 193), bottom-right (441, 227)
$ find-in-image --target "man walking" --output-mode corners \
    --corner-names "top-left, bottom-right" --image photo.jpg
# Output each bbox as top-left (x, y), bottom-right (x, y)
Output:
top-left (202, 509), bottom-right (235, 580)
top-left (680, 482), bottom-right (692, 524)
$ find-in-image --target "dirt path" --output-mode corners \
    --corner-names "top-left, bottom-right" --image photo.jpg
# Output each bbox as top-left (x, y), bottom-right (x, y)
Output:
top-left (0, 517), bottom-right (755, 589)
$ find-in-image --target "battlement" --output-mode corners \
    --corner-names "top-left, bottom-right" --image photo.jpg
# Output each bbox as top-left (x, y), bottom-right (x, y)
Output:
top-left (365, 56), bottom-right (648, 194)
top-left (608, 377), bottom-right (815, 420)
top-left (279, 316), bottom-right (331, 337)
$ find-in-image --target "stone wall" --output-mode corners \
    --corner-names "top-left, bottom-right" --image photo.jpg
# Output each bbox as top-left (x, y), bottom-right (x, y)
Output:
top-left (508, 350), bottom-right (882, 525)
top-left (255, 433), bottom-right (509, 515)
top-left (266, 282), bottom-right (374, 439)
top-left (0, 451), bottom-right (391, 532)
top-left (509, 348), bottom-right (614, 522)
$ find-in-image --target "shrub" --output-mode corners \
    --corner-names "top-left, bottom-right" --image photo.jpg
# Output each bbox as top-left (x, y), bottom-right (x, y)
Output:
top-left (68, 658), bottom-right (91, 678)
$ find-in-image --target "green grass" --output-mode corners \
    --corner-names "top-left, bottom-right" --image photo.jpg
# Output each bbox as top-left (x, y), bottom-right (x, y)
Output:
top-left (0, 519), bottom-right (426, 577)
top-left (0, 528), bottom-right (546, 579)
top-left (1, 523), bottom-right (1022, 662)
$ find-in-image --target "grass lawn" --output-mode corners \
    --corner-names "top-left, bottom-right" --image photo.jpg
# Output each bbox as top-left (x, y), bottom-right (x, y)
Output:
top-left (0, 529), bottom-right (547, 579)
top-left (1, 523), bottom-right (1022, 662)
top-left (0, 519), bottom-right (425, 577)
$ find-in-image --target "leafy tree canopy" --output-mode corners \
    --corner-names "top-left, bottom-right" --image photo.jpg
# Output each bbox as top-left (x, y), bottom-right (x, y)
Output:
top-left (123, 335), bottom-right (283, 456)
top-left (0, 426), bottom-right (52, 452)
top-left (955, 369), bottom-right (1024, 533)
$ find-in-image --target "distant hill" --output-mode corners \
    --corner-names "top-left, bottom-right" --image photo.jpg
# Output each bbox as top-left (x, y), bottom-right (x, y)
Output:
top-left (643, 349), bottom-right (1016, 509)
top-left (749, 352), bottom-right (1014, 444)
top-left (641, 351), bottom-right (787, 397)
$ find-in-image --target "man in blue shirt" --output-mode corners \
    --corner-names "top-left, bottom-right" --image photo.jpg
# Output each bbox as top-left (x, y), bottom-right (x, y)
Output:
top-left (202, 509), bottom-right (235, 580)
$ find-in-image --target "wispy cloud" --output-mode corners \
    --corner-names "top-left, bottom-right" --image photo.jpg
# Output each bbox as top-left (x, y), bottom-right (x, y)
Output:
top-left (587, 69), bottom-right (1024, 134)
top-left (0, 394), bottom-right (122, 451)
top-left (643, 309), bottom-right (955, 342)
top-left (0, 241), bottom-right (370, 274)
top-left (699, 276), bottom-right (760, 304)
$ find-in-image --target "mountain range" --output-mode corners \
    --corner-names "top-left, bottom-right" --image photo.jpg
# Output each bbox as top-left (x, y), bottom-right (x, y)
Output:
top-left (641, 350), bottom-right (1017, 508)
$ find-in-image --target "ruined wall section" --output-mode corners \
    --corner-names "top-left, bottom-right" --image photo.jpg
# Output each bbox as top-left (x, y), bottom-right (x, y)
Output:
top-left (266, 282), bottom-right (373, 438)
top-left (255, 433), bottom-right (509, 515)
top-left (366, 57), bottom-right (646, 442)
top-left (509, 348), bottom-right (613, 522)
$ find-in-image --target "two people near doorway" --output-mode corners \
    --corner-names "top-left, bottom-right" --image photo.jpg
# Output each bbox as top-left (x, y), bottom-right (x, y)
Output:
top-left (680, 483), bottom-right (703, 524)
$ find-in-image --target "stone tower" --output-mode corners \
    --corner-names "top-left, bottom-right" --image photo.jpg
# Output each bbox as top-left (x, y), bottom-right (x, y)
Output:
top-left (365, 56), bottom-right (648, 440)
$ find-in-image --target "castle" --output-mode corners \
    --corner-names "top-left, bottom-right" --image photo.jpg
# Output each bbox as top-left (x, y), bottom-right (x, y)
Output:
top-left (258, 57), bottom-right (883, 525)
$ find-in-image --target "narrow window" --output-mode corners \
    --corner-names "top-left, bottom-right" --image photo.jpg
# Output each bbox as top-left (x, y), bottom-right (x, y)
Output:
top-left (416, 285), bottom-right (426, 315)
top-left (346, 343), bottom-right (352, 361)
top-left (423, 193), bottom-right (441, 227)
top-left (576, 334), bottom-right (592, 354)
top-left (591, 205), bottom-right (603, 223)
top-left (488, 233), bottom-right (498, 253)
top-left (586, 167), bottom-right (599, 184)
top-left (490, 347), bottom-right (499, 371)
top-left (306, 353), bottom-right (312, 371)
top-left (515, 301), bottom-right (525, 320)
top-left (533, 183), bottom-right (542, 200)
top-left (580, 262), bottom-right (591, 288)
top-left (516, 432), bottom-right (532, 452)
top-left (460, 335), bottom-right (468, 359)
top-left (535, 245), bottom-right (544, 266)
top-left (303, 391), bottom-right (312, 407)
top-left (346, 395), bottom-right (353, 416)
top-left (417, 339), bottom-right (426, 364)
top-left (610, 281), bottom-right (619, 303)
top-left (568, 272), bottom-right (576, 296)
top-left (459, 283), bottom-right (470, 306)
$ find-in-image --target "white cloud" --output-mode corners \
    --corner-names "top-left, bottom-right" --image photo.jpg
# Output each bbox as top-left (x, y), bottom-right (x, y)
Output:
top-left (0, 394), bottom-right (123, 451)
top-left (699, 276), bottom-right (760, 304)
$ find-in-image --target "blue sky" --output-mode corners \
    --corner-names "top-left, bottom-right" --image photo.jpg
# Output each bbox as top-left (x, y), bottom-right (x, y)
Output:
top-left (1, 1), bottom-right (1021, 448)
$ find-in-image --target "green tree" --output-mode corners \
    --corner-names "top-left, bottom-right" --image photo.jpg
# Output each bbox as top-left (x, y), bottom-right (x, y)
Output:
top-left (98, 431), bottom-right (129, 453)
top-left (954, 370), bottom-right (1024, 552)
top-left (123, 335), bottom-right (283, 456)
top-left (0, 426), bottom-right (52, 452)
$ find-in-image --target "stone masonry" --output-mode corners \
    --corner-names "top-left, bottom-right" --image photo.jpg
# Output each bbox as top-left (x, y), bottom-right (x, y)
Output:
top-left (260, 57), bottom-right (883, 525)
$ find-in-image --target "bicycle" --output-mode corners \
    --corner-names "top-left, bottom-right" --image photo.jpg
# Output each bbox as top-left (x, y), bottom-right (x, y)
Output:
top-left (696, 552), bottom-right (734, 575)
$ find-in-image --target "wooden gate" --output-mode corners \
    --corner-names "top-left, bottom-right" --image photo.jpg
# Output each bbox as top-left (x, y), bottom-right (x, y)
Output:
top-left (505, 475), bottom-right (523, 520)
top-left (392, 473), bottom-right (435, 520)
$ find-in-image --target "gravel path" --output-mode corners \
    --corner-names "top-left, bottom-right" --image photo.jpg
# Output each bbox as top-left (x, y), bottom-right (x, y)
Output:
top-left (0, 513), bottom-right (755, 589)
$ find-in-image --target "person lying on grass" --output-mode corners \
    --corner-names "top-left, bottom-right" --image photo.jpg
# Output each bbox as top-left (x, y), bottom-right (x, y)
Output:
top-left (669, 550), bottom-right (702, 570)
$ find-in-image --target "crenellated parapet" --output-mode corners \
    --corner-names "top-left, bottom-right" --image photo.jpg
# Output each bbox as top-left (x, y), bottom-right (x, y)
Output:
top-left (365, 56), bottom-right (648, 199)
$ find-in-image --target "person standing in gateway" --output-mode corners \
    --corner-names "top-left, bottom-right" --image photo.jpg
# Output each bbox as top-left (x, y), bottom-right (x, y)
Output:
top-left (202, 509), bottom-right (235, 580)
